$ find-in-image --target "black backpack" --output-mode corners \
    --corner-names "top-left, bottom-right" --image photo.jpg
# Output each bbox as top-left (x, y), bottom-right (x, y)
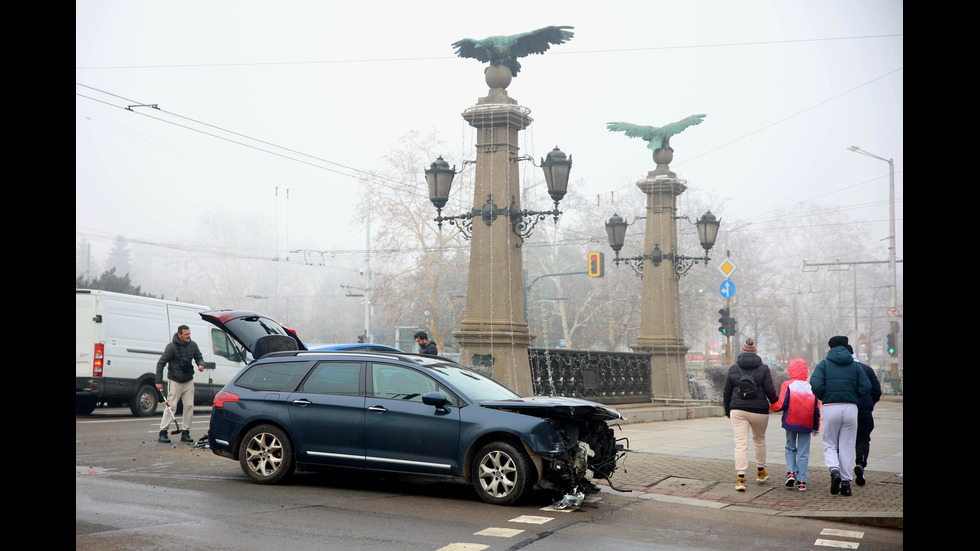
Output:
top-left (735, 367), bottom-right (759, 399)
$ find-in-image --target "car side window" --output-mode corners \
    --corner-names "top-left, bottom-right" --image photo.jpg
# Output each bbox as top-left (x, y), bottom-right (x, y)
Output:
top-left (211, 328), bottom-right (242, 362)
top-left (300, 361), bottom-right (362, 396)
top-left (236, 361), bottom-right (310, 392)
top-left (371, 364), bottom-right (441, 403)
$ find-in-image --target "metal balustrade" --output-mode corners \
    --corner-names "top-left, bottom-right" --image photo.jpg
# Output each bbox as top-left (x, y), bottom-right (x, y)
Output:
top-left (529, 348), bottom-right (652, 404)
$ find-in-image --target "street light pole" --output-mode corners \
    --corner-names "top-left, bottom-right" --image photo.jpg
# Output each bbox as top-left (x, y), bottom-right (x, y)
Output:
top-left (847, 146), bottom-right (899, 382)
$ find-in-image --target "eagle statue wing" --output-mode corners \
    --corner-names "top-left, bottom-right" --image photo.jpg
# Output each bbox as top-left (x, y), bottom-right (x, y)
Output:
top-left (658, 114), bottom-right (706, 137)
top-left (606, 122), bottom-right (660, 141)
top-left (607, 115), bottom-right (706, 151)
top-left (452, 26), bottom-right (574, 76)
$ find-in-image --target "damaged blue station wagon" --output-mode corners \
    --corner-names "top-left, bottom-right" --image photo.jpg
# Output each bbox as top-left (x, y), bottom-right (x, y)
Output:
top-left (203, 310), bottom-right (630, 507)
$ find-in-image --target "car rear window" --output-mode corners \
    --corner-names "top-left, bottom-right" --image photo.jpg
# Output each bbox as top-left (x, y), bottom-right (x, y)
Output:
top-left (236, 361), bottom-right (310, 392)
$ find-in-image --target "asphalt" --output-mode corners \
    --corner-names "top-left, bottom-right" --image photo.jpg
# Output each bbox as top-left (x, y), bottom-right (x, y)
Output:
top-left (594, 396), bottom-right (903, 530)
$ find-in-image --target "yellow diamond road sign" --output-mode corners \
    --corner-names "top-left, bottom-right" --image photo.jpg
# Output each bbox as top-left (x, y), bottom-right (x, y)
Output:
top-left (718, 258), bottom-right (736, 278)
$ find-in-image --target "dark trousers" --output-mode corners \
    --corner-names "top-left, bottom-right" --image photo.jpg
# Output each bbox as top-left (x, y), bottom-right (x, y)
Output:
top-left (855, 410), bottom-right (875, 467)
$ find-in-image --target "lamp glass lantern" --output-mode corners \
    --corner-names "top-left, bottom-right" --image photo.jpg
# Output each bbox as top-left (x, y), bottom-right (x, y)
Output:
top-left (425, 156), bottom-right (456, 211)
top-left (540, 147), bottom-right (571, 203)
top-left (604, 213), bottom-right (627, 253)
top-left (696, 210), bottom-right (720, 252)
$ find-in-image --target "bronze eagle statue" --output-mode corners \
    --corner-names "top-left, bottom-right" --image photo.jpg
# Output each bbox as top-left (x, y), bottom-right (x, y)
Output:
top-left (606, 115), bottom-right (707, 151)
top-left (451, 25), bottom-right (574, 77)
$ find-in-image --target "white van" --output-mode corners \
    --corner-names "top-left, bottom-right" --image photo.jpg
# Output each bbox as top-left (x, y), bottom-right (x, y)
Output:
top-left (75, 289), bottom-right (248, 417)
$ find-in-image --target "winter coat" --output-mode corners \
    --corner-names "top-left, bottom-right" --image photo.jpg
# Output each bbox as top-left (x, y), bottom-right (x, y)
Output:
top-left (419, 340), bottom-right (438, 356)
top-left (856, 360), bottom-right (882, 413)
top-left (810, 346), bottom-right (871, 404)
top-left (770, 359), bottom-right (820, 433)
top-left (723, 352), bottom-right (777, 416)
top-left (155, 333), bottom-right (204, 383)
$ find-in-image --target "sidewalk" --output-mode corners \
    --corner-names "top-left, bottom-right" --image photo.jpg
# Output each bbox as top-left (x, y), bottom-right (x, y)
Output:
top-left (596, 398), bottom-right (902, 530)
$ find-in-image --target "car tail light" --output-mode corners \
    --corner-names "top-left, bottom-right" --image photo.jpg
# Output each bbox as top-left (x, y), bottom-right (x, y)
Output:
top-left (93, 343), bottom-right (104, 377)
top-left (213, 390), bottom-right (239, 408)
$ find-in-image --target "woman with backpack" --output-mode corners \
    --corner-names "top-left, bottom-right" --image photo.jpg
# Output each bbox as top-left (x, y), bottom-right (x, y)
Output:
top-left (723, 337), bottom-right (778, 491)
top-left (770, 358), bottom-right (821, 491)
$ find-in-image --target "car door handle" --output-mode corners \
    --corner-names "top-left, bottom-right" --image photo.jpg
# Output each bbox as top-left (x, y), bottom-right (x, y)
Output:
top-left (292, 398), bottom-right (313, 406)
top-left (367, 405), bottom-right (388, 413)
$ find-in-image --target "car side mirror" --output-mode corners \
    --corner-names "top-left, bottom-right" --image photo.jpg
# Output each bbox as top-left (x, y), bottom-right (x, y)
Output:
top-left (422, 392), bottom-right (450, 413)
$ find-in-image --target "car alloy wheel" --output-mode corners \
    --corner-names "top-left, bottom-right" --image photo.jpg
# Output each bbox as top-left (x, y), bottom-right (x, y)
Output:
top-left (472, 441), bottom-right (534, 505)
top-left (239, 424), bottom-right (295, 484)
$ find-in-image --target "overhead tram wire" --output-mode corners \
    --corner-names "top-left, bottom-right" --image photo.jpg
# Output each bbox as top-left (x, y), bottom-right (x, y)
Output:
top-left (76, 83), bottom-right (407, 195)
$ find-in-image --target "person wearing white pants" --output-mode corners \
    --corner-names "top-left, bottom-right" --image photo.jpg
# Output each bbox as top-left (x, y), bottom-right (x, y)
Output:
top-left (821, 403), bottom-right (858, 486)
top-left (810, 336), bottom-right (870, 497)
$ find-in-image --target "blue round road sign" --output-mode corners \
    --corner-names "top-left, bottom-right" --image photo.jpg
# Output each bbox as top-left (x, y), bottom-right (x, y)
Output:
top-left (719, 280), bottom-right (735, 298)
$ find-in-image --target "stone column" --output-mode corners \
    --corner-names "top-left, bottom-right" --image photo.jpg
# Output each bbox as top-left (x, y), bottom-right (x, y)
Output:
top-left (631, 148), bottom-right (691, 400)
top-left (452, 65), bottom-right (535, 396)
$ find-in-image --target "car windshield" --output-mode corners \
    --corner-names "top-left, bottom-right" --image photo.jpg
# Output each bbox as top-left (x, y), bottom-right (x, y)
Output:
top-left (420, 362), bottom-right (521, 402)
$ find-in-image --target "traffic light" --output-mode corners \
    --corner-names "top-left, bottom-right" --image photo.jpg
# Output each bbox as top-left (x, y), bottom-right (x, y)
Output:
top-left (728, 317), bottom-right (738, 336)
top-left (718, 308), bottom-right (731, 336)
top-left (886, 333), bottom-right (896, 356)
top-left (588, 251), bottom-right (604, 277)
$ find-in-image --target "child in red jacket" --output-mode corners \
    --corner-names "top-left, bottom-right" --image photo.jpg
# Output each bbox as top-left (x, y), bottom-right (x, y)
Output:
top-left (770, 358), bottom-right (821, 491)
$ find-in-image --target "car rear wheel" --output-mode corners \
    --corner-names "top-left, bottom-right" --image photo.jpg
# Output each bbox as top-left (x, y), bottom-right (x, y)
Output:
top-left (472, 441), bottom-right (534, 505)
top-left (239, 424), bottom-right (295, 484)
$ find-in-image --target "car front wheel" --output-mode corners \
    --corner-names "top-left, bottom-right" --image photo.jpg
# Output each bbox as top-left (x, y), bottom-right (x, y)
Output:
top-left (472, 441), bottom-right (534, 505)
top-left (239, 424), bottom-right (295, 484)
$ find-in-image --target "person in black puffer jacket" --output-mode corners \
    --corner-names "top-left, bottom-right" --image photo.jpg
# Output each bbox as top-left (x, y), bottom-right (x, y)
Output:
top-left (723, 337), bottom-right (777, 491)
top-left (811, 335), bottom-right (871, 497)
top-left (155, 325), bottom-right (204, 443)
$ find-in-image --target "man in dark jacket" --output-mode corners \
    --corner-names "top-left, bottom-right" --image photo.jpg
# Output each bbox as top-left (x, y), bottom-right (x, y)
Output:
top-left (155, 325), bottom-right (205, 443)
top-left (811, 335), bottom-right (871, 496)
top-left (414, 331), bottom-right (438, 356)
top-left (846, 344), bottom-right (881, 486)
top-left (723, 337), bottom-right (778, 491)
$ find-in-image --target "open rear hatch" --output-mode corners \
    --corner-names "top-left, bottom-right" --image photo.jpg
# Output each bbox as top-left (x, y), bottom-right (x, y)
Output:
top-left (200, 310), bottom-right (306, 359)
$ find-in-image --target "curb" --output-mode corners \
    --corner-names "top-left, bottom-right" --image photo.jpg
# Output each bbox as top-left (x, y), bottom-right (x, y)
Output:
top-left (596, 484), bottom-right (903, 530)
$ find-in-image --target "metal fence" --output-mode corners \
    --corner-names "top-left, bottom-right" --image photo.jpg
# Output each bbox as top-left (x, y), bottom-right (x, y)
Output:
top-left (529, 348), bottom-right (652, 404)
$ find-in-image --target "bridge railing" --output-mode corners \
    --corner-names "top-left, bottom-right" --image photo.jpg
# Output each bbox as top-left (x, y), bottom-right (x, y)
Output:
top-left (528, 347), bottom-right (653, 404)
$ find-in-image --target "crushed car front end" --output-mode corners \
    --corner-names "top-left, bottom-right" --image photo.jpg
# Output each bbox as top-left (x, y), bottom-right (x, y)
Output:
top-left (480, 398), bottom-right (631, 508)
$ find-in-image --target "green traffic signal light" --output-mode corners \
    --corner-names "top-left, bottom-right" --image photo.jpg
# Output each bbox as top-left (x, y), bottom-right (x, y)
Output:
top-left (886, 333), bottom-right (896, 355)
top-left (718, 307), bottom-right (731, 336)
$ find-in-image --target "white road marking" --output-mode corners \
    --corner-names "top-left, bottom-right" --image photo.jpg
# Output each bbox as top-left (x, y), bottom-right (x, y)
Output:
top-left (509, 515), bottom-right (554, 524)
top-left (820, 528), bottom-right (864, 539)
top-left (814, 539), bottom-right (860, 549)
top-left (474, 527), bottom-right (524, 537)
top-left (437, 544), bottom-right (488, 551)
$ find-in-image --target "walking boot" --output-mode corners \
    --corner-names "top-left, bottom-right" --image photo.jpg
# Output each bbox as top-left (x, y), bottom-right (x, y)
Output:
top-left (158, 429), bottom-right (171, 444)
top-left (735, 474), bottom-right (746, 491)
top-left (181, 430), bottom-right (193, 443)
top-left (756, 467), bottom-right (769, 483)
top-left (830, 468), bottom-right (841, 495)
top-left (854, 465), bottom-right (866, 486)
top-left (840, 480), bottom-right (852, 496)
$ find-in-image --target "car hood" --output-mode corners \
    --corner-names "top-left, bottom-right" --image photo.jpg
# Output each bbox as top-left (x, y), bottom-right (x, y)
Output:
top-left (479, 396), bottom-right (625, 422)
top-left (200, 310), bottom-right (306, 358)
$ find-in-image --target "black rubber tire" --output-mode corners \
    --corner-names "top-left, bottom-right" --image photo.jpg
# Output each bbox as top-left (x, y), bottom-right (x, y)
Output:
top-left (239, 424), bottom-right (295, 484)
top-left (129, 385), bottom-right (159, 417)
top-left (471, 441), bottom-right (534, 506)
